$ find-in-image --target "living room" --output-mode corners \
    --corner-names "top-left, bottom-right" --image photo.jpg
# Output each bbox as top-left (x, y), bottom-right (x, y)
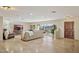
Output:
top-left (0, 6), bottom-right (79, 53)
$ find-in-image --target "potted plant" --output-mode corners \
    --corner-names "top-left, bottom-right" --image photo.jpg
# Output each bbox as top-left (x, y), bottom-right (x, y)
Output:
top-left (51, 25), bottom-right (57, 39)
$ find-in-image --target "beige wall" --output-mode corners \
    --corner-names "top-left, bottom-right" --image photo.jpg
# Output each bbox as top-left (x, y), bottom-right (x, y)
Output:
top-left (0, 16), bottom-right (3, 41)
top-left (75, 18), bottom-right (79, 40)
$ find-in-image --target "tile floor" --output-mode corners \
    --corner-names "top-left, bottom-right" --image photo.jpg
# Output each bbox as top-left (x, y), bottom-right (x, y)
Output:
top-left (0, 34), bottom-right (79, 53)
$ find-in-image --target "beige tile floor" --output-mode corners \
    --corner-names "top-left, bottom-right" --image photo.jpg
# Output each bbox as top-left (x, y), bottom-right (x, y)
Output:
top-left (0, 34), bottom-right (79, 53)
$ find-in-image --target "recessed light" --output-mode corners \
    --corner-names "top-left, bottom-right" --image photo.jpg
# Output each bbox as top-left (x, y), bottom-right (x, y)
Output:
top-left (52, 11), bottom-right (56, 13)
top-left (29, 13), bottom-right (33, 15)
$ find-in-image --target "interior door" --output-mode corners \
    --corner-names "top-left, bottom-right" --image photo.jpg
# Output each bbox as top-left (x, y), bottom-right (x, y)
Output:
top-left (64, 22), bottom-right (74, 39)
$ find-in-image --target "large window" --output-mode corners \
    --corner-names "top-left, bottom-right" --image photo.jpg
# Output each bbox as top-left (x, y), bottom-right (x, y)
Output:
top-left (39, 24), bottom-right (53, 32)
top-left (30, 24), bottom-right (56, 33)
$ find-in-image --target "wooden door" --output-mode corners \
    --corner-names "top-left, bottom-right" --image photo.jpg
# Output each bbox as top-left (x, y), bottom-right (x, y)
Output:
top-left (64, 22), bottom-right (74, 39)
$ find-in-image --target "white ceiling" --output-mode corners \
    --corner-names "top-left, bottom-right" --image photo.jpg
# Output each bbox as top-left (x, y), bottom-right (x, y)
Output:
top-left (1, 6), bottom-right (79, 22)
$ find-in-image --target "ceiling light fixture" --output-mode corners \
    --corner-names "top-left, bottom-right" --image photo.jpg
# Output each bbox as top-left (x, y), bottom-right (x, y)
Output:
top-left (29, 13), bottom-right (33, 15)
top-left (52, 11), bottom-right (56, 13)
top-left (0, 6), bottom-right (15, 10)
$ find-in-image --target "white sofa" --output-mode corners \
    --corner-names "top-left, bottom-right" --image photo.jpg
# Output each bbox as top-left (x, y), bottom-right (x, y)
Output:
top-left (21, 30), bottom-right (44, 41)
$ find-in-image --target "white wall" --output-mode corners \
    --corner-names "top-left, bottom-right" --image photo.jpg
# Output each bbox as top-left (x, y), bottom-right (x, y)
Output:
top-left (0, 16), bottom-right (3, 41)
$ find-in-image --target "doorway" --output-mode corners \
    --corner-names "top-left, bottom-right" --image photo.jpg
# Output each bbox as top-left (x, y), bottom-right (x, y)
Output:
top-left (64, 22), bottom-right (74, 39)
